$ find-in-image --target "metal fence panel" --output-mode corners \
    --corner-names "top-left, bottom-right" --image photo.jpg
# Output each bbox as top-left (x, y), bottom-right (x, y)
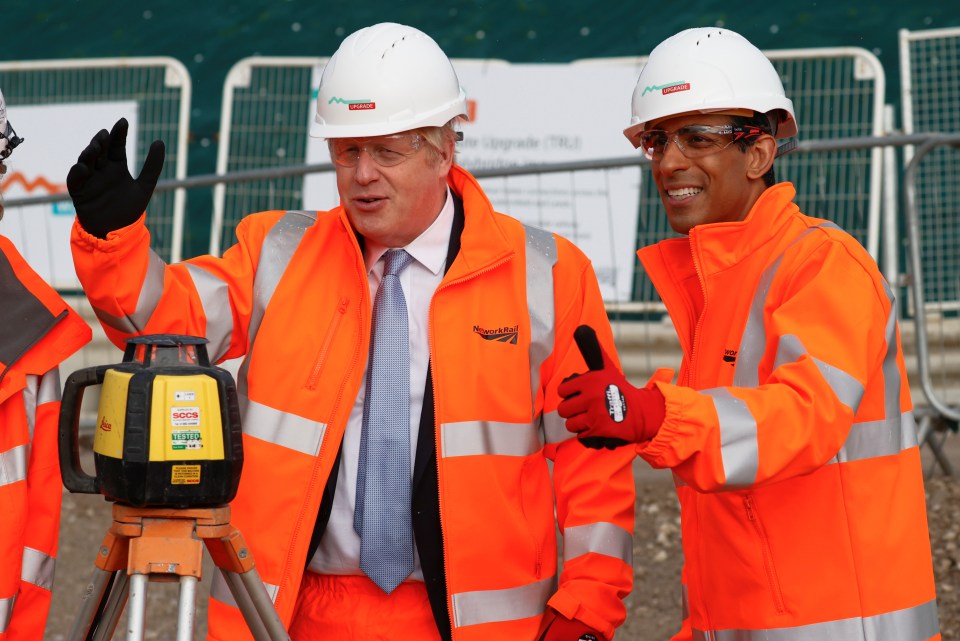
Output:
top-left (0, 57), bottom-right (191, 272)
top-left (900, 27), bottom-right (960, 407)
top-left (213, 57), bottom-right (324, 256)
top-left (900, 27), bottom-right (960, 310)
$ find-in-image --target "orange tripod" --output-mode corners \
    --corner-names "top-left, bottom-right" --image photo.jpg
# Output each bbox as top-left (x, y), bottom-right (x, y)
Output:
top-left (66, 504), bottom-right (290, 641)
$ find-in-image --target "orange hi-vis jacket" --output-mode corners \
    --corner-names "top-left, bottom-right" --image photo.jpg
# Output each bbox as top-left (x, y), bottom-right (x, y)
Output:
top-left (636, 183), bottom-right (939, 641)
top-left (0, 236), bottom-right (91, 641)
top-left (71, 165), bottom-right (636, 641)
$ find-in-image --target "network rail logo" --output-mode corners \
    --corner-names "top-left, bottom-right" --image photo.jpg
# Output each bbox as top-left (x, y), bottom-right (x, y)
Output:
top-left (641, 81), bottom-right (691, 96)
top-left (328, 96), bottom-right (376, 110)
top-left (473, 324), bottom-right (519, 344)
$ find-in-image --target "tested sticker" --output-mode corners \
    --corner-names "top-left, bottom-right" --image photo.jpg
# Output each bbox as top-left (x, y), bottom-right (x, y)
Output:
top-left (171, 465), bottom-right (201, 485)
top-left (171, 430), bottom-right (203, 450)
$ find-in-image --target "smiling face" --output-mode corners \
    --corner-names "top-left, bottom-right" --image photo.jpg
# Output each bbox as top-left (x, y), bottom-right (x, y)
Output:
top-left (649, 113), bottom-right (776, 235)
top-left (334, 129), bottom-right (454, 248)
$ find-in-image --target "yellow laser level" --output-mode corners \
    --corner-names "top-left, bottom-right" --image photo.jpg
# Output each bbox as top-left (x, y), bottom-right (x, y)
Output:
top-left (58, 334), bottom-right (243, 507)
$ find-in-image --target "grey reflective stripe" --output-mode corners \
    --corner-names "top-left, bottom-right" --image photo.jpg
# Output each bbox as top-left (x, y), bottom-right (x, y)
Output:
top-left (834, 412), bottom-right (918, 464)
top-left (693, 597), bottom-right (939, 641)
top-left (23, 375), bottom-right (38, 442)
top-left (563, 522), bottom-right (633, 566)
top-left (881, 280), bottom-right (903, 430)
top-left (735, 223), bottom-right (834, 387)
top-left (774, 335), bottom-right (865, 413)
top-left (38, 368), bottom-right (61, 405)
top-left (210, 568), bottom-right (279, 607)
top-left (0, 444), bottom-right (27, 487)
top-left (441, 420), bottom-right (541, 458)
top-left (21, 546), bottom-right (55, 591)
top-left (452, 574), bottom-right (556, 628)
top-left (236, 210), bottom-right (315, 399)
top-left (673, 471), bottom-right (688, 489)
top-left (523, 225), bottom-right (557, 416)
top-left (184, 264), bottom-right (235, 363)
top-left (241, 395), bottom-right (326, 456)
top-left (682, 583), bottom-right (689, 621)
top-left (23, 369), bottom-right (58, 443)
top-left (703, 388), bottom-right (758, 487)
top-left (93, 248), bottom-right (166, 333)
top-left (0, 595), bottom-right (13, 633)
top-left (735, 252), bottom-right (781, 388)
top-left (541, 410), bottom-right (573, 445)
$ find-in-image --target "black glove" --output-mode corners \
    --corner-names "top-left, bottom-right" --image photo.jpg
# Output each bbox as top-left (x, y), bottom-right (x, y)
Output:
top-left (66, 117), bottom-right (165, 239)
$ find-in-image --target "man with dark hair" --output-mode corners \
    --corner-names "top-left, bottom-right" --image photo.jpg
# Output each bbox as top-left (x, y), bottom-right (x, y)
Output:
top-left (559, 26), bottom-right (941, 641)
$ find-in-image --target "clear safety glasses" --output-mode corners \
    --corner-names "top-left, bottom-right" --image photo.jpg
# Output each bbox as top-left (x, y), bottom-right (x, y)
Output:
top-left (638, 124), bottom-right (766, 160)
top-left (0, 120), bottom-right (24, 159)
top-left (329, 133), bottom-right (425, 168)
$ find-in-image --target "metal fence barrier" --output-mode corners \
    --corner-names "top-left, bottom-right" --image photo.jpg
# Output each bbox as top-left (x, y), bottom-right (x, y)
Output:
top-left (899, 27), bottom-right (960, 474)
top-left (0, 57), bottom-right (192, 266)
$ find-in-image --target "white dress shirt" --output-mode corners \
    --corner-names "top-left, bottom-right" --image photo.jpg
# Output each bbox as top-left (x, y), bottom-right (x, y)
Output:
top-left (309, 189), bottom-right (454, 579)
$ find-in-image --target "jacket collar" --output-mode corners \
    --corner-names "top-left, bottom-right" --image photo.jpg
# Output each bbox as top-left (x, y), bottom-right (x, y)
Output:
top-left (333, 165), bottom-right (514, 283)
top-left (441, 164), bottom-right (516, 282)
top-left (640, 182), bottom-right (800, 276)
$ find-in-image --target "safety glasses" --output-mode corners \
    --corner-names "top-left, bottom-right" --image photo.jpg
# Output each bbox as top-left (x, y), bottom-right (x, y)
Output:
top-left (638, 124), bottom-right (765, 160)
top-left (0, 120), bottom-right (23, 159)
top-left (329, 133), bottom-right (424, 168)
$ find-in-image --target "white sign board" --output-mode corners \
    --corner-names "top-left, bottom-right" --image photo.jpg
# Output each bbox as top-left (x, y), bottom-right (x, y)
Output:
top-left (302, 60), bottom-right (643, 302)
top-left (1, 102), bottom-right (138, 289)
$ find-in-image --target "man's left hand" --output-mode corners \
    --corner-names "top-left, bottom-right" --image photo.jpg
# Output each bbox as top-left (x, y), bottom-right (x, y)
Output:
top-left (538, 609), bottom-right (606, 641)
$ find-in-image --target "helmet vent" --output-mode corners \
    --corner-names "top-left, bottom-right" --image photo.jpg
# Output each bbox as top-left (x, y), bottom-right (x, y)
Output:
top-left (383, 35), bottom-right (409, 59)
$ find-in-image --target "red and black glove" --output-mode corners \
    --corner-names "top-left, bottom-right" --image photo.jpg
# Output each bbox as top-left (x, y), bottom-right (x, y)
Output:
top-left (538, 608), bottom-right (606, 641)
top-left (67, 117), bottom-right (165, 239)
top-left (558, 325), bottom-right (666, 448)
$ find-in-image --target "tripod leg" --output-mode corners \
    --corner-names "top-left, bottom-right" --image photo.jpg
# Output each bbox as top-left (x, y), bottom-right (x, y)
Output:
top-left (221, 570), bottom-right (273, 641)
top-left (91, 571), bottom-right (129, 641)
top-left (66, 567), bottom-right (115, 641)
top-left (176, 576), bottom-right (199, 641)
top-left (238, 568), bottom-right (291, 641)
top-left (125, 573), bottom-right (149, 641)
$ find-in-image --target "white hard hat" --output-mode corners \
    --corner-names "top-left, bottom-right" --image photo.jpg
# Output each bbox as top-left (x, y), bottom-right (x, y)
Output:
top-left (624, 28), bottom-right (798, 147)
top-left (311, 23), bottom-right (468, 139)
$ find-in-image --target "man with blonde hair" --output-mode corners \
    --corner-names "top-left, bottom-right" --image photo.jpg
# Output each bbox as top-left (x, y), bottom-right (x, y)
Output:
top-left (68, 22), bottom-right (636, 641)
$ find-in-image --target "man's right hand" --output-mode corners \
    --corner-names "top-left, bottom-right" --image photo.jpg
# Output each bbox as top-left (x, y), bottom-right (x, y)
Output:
top-left (66, 118), bottom-right (165, 239)
top-left (558, 325), bottom-right (666, 446)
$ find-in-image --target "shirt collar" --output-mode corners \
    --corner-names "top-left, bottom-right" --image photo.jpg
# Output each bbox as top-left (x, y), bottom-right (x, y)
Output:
top-left (364, 188), bottom-right (454, 276)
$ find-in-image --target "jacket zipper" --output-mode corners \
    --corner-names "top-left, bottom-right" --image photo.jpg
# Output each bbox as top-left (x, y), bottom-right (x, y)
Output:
top-left (304, 296), bottom-right (349, 390)
top-left (743, 494), bottom-right (786, 614)
top-left (432, 252), bottom-right (515, 639)
top-left (687, 232), bottom-right (708, 390)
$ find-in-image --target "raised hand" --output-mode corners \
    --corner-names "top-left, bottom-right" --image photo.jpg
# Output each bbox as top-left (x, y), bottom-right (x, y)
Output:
top-left (66, 117), bottom-right (165, 239)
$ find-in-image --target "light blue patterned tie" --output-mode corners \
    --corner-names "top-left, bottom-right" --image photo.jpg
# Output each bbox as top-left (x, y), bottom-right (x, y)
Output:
top-left (355, 248), bottom-right (415, 593)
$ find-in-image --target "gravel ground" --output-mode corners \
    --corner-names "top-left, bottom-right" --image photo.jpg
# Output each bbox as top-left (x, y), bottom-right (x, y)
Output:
top-left (45, 442), bottom-right (959, 640)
